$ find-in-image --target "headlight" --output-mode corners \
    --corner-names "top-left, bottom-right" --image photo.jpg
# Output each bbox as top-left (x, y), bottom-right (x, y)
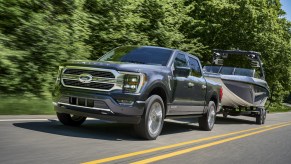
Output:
top-left (120, 72), bottom-right (146, 93)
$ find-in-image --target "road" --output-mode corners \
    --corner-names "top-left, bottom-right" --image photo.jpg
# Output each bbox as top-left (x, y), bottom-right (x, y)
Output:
top-left (1, 113), bottom-right (291, 164)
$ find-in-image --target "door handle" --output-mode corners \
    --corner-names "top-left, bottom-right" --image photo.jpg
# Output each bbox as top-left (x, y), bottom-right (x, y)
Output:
top-left (202, 85), bottom-right (207, 89)
top-left (188, 82), bottom-right (195, 87)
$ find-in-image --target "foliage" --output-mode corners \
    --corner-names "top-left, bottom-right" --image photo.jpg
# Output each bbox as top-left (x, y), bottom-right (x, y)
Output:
top-left (0, 0), bottom-right (91, 98)
top-left (0, 0), bottom-right (290, 107)
top-left (267, 102), bottom-right (291, 113)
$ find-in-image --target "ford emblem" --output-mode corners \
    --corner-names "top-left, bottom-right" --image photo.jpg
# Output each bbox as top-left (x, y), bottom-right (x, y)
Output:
top-left (79, 74), bottom-right (93, 83)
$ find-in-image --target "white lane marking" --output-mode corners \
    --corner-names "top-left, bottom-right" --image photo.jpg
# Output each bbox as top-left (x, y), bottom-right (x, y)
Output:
top-left (0, 118), bottom-right (97, 122)
top-left (0, 119), bottom-right (51, 122)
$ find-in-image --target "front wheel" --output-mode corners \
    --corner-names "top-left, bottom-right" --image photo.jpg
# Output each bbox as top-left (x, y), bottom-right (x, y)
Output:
top-left (199, 101), bottom-right (216, 131)
top-left (134, 95), bottom-right (165, 140)
top-left (56, 112), bottom-right (86, 126)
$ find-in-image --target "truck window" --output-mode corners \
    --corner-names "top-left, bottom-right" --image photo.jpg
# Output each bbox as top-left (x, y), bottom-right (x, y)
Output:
top-left (189, 57), bottom-right (202, 77)
top-left (174, 53), bottom-right (187, 67)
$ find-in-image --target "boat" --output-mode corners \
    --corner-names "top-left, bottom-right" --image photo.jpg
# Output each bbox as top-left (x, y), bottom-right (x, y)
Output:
top-left (203, 50), bottom-right (270, 124)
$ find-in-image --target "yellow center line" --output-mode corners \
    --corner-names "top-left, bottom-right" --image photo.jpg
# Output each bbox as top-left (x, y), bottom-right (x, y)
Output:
top-left (131, 123), bottom-right (291, 164)
top-left (82, 122), bottom-right (290, 164)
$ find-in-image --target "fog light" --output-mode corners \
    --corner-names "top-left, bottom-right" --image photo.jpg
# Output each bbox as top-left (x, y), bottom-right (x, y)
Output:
top-left (116, 99), bottom-right (134, 105)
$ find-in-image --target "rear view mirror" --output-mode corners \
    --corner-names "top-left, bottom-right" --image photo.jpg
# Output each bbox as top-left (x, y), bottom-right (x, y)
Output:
top-left (174, 67), bottom-right (190, 77)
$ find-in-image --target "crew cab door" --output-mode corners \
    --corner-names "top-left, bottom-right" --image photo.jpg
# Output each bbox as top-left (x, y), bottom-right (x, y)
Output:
top-left (187, 56), bottom-right (207, 111)
top-left (169, 53), bottom-right (203, 115)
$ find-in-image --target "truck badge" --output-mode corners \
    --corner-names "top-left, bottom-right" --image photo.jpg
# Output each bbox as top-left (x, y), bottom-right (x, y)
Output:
top-left (79, 74), bottom-right (93, 83)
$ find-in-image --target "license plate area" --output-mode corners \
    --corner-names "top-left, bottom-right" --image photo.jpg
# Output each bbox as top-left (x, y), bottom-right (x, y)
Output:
top-left (69, 97), bottom-right (94, 107)
top-left (67, 97), bottom-right (109, 109)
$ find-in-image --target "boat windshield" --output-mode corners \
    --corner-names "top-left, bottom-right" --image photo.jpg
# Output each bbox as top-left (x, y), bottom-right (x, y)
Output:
top-left (98, 46), bottom-right (173, 66)
top-left (234, 68), bottom-right (254, 77)
top-left (204, 66), bottom-right (258, 78)
top-left (204, 51), bottom-right (265, 79)
top-left (203, 66), bottom-right (221, 73)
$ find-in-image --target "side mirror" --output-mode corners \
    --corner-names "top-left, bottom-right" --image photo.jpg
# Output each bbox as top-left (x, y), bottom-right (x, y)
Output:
top-left (174, 66), bottom-right (190, 77)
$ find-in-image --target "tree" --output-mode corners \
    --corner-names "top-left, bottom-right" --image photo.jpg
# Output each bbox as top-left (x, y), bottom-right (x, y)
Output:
top-left (184, 0), bottom-right (291, 102)
top-left (0, 33), bottom-right (26, 94)
top-left (0, 0), bottom-right (92, 97)
top-left (0, 0), bottom-right (290, 104)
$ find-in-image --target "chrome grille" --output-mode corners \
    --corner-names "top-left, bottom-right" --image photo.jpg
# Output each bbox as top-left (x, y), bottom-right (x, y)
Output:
top-left (63, 79), bottom-right (114, 90)
top-left (64, 69), bottom-right (115, 78)
top-left (61, 67), bottom-right (120, 91)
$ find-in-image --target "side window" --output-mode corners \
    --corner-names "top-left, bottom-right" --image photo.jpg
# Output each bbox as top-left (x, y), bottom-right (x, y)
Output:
top-left (189, 57), bottom-right (202, 77)
top-left (174, 53), bottom-right (187, 67)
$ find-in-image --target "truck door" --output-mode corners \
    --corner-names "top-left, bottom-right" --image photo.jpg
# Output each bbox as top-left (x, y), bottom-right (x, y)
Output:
top-left (188, 57), bottom-right (207, 112)
top-left (169, 53), bottom-right (199, 115)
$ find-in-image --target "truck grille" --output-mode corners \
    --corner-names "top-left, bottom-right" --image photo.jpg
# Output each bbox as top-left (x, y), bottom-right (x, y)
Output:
top-left (63, 69), bottom-right (115, 78)
top-left (61, 67), bottom-right (119, 91)
top-left (63, 79), bottom-right (114, 90)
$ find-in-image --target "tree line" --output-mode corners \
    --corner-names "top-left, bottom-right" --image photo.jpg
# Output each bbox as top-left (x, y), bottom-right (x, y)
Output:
top-left (0, 0), bottom-right (290, 104)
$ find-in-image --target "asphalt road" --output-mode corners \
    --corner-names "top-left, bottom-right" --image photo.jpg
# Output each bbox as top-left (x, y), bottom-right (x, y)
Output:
top-left (1, 113), bottom-right (291, 164)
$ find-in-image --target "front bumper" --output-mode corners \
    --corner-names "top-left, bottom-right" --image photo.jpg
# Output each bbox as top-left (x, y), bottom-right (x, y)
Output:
top-left (53, 88), bottom-right (145, 124)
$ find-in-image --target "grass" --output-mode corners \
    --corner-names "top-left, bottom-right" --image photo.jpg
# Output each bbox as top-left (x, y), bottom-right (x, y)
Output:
top-left (0, 96), bottom-right (55, 115)
top-left (267, 103), bottom-right (291, 113)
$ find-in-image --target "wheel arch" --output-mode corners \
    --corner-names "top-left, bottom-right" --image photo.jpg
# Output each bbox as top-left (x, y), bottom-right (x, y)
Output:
top-left (145, 82), bottom-right (169, 115)
top-left (207, 92), bottom-right (219, 113)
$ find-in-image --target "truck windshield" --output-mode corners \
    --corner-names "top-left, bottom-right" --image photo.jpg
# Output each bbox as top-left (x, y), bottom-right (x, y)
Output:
top-left (98, 46), bottom-right (173, 66)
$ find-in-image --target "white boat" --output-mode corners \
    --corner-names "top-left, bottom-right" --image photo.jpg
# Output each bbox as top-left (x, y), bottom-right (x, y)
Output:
top-left (203, 50), bottom-right (269, 124)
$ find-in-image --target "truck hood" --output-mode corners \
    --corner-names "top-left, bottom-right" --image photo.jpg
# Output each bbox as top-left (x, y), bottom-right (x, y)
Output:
top-left (63, 60), bottom-right (167, 73)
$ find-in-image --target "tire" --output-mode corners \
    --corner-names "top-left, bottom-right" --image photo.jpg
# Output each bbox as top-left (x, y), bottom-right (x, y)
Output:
top-left (256, 108), bottom-right (266, 125)
top-left (199, 101), bottom-right (216, 131)
top-left (223, 112), bottom-right (228, 118)
top-left (134, 95), bottom-right (165, 140)
top-left (56, 112), bottom-right (86, 126)
top-left (262, 109), bottom-right (266, 124)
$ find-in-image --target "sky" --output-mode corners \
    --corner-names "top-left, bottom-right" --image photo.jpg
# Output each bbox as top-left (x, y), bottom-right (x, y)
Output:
top-left (281, 0), bottom-right (291, 21)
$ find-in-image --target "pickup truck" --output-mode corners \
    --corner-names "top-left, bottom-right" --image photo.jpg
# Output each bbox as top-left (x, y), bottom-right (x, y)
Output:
top-left (53, 46), bottom-right (222, 140)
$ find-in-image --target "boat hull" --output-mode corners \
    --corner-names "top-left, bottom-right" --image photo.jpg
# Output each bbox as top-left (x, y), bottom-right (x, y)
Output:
top-left (205, 74), bottom-right (269, 108)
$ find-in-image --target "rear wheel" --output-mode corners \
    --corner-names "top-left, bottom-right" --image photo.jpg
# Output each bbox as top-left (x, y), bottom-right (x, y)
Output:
top-left (134, 95), bottom-right (165, 140)
top-left (199, 101), bottom-right (216, 131)
top-left (56, 112), bottom-right (86, 126)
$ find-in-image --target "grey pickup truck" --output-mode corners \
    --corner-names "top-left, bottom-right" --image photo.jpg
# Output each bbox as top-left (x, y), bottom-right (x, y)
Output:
top-left (53, 46), bottom-right (222, 140)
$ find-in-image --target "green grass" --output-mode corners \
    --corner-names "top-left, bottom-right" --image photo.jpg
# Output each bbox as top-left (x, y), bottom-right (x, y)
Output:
top-left (0, 97), bottom-right (55, 115)
top-left (267, 103), bottom-right (291, 113)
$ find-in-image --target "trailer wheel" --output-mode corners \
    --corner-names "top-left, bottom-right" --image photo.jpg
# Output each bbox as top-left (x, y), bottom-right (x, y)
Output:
top-left (223, 112), bottom-right (228, 118)
top-left (262, 109), bottom-right (266, 124)
top-left (256, 108), bottom-right (266, 125)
